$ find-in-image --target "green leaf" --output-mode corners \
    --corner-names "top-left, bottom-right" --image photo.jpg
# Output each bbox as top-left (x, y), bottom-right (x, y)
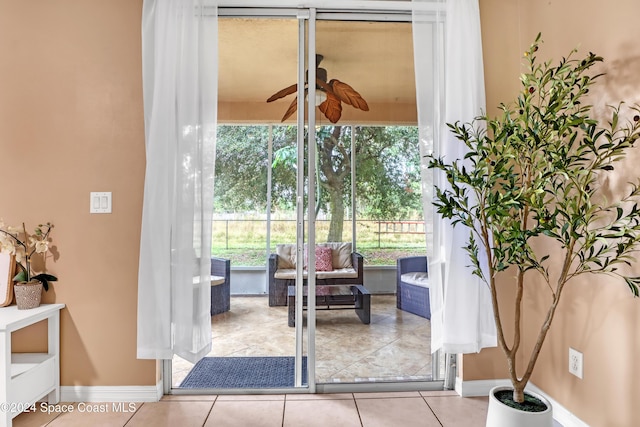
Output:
top-left (31, 273), bottom-right (57, 292)
top-left (13, 271), bottom-right (26, 283)
top-left (624, 277), bottom-right (640, 297)
top-left (34, 273), bottom-right (57, 282)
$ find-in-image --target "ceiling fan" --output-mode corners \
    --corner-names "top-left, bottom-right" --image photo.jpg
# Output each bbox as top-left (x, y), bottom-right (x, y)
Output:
top-left (266, 54), bottom-right (369, 124)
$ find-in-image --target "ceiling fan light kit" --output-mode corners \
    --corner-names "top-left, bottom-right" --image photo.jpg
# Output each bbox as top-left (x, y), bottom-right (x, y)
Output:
top-left (266, 54), bottom-right (369, 123)
top-left (314, 89), bottom-right (327, 106)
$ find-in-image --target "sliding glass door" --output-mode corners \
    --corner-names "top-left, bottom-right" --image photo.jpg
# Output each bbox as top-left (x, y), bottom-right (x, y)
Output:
top-left (171, 4), bottom-right (446, 393)
top-left (311, 16), bottom-right (439, 386)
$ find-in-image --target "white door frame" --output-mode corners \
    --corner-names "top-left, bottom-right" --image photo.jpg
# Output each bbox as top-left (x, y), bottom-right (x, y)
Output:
top-left (165, 2), bottom-right (451, 394)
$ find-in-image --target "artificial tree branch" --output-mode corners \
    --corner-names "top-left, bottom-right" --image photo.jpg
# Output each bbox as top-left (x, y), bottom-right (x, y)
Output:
top-left (520, 238), bottom-right (575, 388)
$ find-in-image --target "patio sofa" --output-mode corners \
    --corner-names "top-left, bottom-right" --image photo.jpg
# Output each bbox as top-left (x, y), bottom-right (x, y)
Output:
top-left (396, 256), bottom-right (430, 319)
top-left (268, 242), bottom-right (363, 306)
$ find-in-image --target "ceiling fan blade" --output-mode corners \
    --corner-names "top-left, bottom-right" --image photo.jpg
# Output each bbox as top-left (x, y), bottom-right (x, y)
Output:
top-left (318, 91), bottom-right (342, 123)
top-left (329, 79), bottom-right (369, 111)
top-left (280, 96), bottom-right (298, 122)
top-left (267, 83), bottom-right (298, 103)
top-left (315, 78), bottom-right (333, 94)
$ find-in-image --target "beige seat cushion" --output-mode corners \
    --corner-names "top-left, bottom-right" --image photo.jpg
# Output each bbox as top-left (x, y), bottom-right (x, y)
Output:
top-left (210, 275), bottom-right (225, 286)
top-left (274, 267), bottom-right (358, 280)
top-left (276, 244), bottom-right (297, 269)
top-left (276, 242), bottom-right (353, 270)
top-left (193, 275), bottom-right (226, 286)
top-left (317, 267), bottom-right (358, 280)
top-left (317, 242), bottom-right (353, 269)
top-left (400, 272), bottom-right (429, 288)
top-left (273, 269), bottom-right (308, 280)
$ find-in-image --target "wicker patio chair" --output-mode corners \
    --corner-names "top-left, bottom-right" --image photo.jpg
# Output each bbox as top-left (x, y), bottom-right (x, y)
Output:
top-left (396, 256), bottom-right (430, 319)
top-left (210, 257), bottom-right (231, 315)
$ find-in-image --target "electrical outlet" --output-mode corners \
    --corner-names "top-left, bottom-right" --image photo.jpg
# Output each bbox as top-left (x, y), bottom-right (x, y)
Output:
top-left (569, 347), bottom-right (583, 379)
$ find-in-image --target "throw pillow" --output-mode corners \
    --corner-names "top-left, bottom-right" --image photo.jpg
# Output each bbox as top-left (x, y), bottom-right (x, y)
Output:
top-left (315, 246), bottom-right (333, 271)
top-left (304, 245), bottom-right (334, 271)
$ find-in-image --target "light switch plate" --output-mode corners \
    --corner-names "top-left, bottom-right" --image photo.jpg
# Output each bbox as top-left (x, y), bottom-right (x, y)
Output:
top-left (90, 192), bottom-right (112, 214)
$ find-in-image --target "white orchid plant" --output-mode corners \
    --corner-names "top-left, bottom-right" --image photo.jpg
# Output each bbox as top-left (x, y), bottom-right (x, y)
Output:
top-left (0, 221), bottom-right (57, 290)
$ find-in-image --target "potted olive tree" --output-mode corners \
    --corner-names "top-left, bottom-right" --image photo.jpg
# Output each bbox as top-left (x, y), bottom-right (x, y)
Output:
top-left (429, 34), bottom-right (640, 426)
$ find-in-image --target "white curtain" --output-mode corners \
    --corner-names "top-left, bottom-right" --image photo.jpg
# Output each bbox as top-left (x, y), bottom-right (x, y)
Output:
top-left (138, 0), bottom-right (218, 363)
top-left (413, 0), bottom-right (497, 354)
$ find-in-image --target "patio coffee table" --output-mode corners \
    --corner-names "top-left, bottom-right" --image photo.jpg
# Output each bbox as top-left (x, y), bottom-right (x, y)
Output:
top-left (287, 284), bottom-right (371, 327)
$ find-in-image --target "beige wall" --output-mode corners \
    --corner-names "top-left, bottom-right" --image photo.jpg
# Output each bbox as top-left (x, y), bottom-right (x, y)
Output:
top-left (467, 0), bottom-right (640, 425)
top-left (0, 1), bottom-right (155, 386)
top-left (2, 1), bottom-right (638, 420)
top-left (0, 0), bottom-right (415, 390)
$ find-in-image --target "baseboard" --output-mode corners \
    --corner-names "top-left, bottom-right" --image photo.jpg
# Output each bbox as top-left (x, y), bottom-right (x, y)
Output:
top-left (60, 381), bottom-right (163, 403)
top-left (454, 377), bottom-right (511, 397)
top-left (526, 383), bottom-right (590, 427)
top-left (455, 378), bottom-right (590, 427)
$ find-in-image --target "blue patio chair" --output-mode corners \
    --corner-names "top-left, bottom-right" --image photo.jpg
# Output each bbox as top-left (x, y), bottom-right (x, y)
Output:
top-left (396, 256), bottom-right (430, 319)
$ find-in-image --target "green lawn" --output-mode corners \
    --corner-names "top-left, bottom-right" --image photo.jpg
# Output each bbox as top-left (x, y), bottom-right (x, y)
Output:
top-left (211, 219), bottom-right (428, 266)
top-left (212, 247), bottom-right (425, 266)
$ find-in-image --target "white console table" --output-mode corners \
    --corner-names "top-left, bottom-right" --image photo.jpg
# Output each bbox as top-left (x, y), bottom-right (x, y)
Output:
top-left (0, 304), bottom-right (65, 427)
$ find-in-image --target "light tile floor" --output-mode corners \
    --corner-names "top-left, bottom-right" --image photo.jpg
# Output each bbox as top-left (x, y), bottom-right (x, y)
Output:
top-left (173, 295), bottom-right (436, 386)
top-left (13, 391), bottom-right (489, 426)
top-left (13, 296), bottom-right (494, 426)
top-left (10, 295), bottom-right (565, 426)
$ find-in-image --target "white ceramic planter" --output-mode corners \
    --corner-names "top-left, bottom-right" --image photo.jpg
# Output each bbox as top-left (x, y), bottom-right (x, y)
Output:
top-left (486, 386), bottom-right (553, 427)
